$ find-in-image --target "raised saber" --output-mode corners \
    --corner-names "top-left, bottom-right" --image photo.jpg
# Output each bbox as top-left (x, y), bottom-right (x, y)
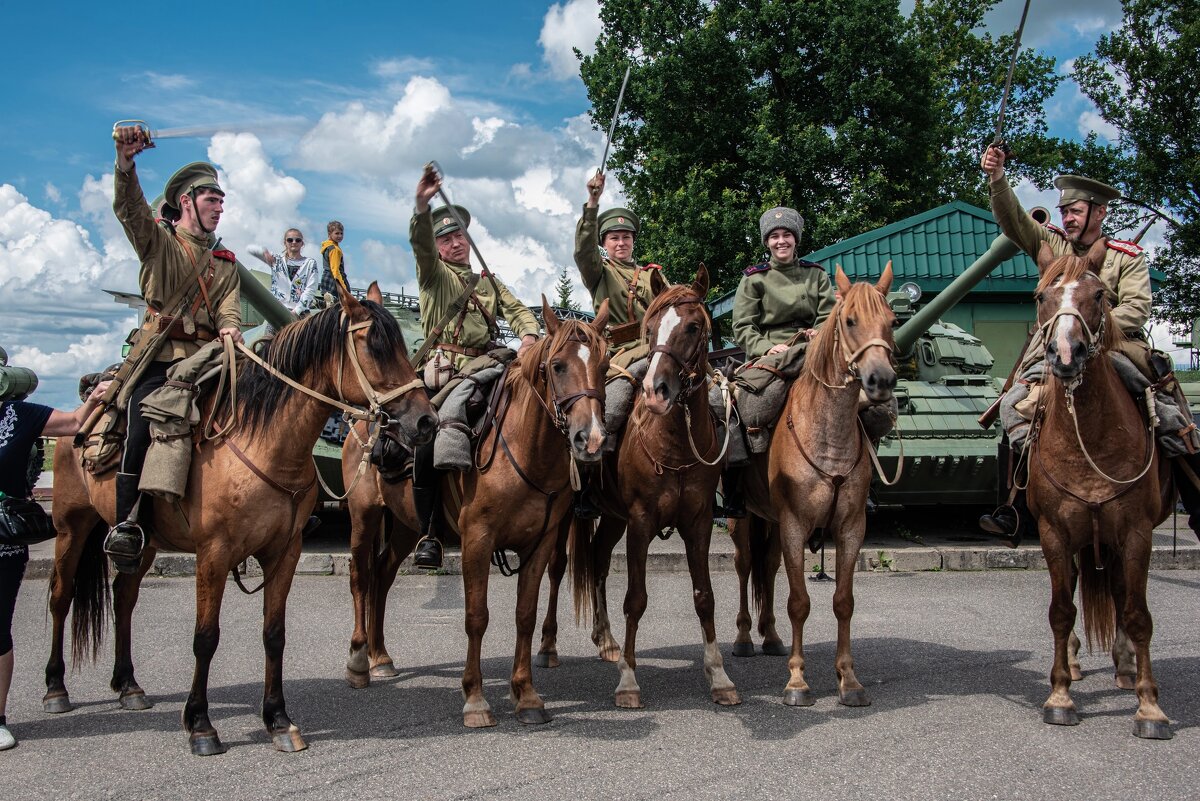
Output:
top-left (112, 119), bottom-right (265, 147)
top-left (598, 64), bottom-right (632, 175)
top-left (991, 0), bottom-right (1033, 157)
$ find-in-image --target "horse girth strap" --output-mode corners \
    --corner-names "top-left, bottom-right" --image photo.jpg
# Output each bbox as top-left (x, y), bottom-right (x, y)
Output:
top-left (786, 411), bottom-right (865, 535)
top-left (221, 435), bottom-right (316, 502)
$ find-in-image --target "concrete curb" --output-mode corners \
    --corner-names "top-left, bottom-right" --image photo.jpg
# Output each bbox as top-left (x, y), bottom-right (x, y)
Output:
top-left (23, 542), bottom-right (1200, 580)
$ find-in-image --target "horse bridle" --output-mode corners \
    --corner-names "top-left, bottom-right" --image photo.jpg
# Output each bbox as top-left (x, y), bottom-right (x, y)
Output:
top-left (1035, 292), bottom-right (1107, 394)
top-left (645, 297), bottom-right (708, 403)
top-left (813, 311), bottom-right (895, 390)
top-left (537, 324), bottom-right (605, 437)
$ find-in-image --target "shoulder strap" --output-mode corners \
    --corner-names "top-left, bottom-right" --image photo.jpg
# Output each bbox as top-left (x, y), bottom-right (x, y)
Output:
top-left (411, 271), bottom-right (482, 366)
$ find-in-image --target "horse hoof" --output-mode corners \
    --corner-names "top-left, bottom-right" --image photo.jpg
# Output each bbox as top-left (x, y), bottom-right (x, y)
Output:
top-left (119, 691), bottom-right (153, 711)
top-left (1133, 719), bottom-right (1173, 740)
top-left (516, 707), bottom-right (552, 725)
top-left (783, 689), bottom-right (815, 707)
top-left (615, 690), bottom-right (643, 709)
top-left (345, 668), bottom-right (370, 690)
top-left (731, 641), bottom-right (756, 658)
top-left (533, 651), bottom-right (560, 669)
top-left (1043, 707), bottom-right (1080, 726)
top-left (189, 733), bottom-right (227, 757)
top-left (761, 640), bottom-right (789, 657)
top-left (272, 726), bottom-right (309, 752)
top-left (1115, 674), bottom-right (1136, 691)
top-left (1070, 666), bottom-right (1084, 682)
top-left (839, 688), bottom-right (871, 708)
top-left (712, 688), bottom-right (742, 706)
top-left (464, 710), bottom-right (497, 728)
top-left (43, 693), bottom-right (73, 714)
top-left (598, 645), bottom-right (620, 663)
top-left (370, 662), bottom-right (399, 679)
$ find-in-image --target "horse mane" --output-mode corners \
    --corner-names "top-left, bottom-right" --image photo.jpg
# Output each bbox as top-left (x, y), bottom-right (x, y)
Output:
top-left (1036, 254), bottom-right (1123, 356)
top-left (805, 280), bottom-right (890, 383)
top-left (513, 317), bottom-right (608, 389)
top-left (236, 300), bottom-right (408, 437)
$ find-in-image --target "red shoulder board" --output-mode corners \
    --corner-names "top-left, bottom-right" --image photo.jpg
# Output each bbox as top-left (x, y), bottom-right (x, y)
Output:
top-left (644, 262), bottom-right (664, 271)
top-left (1044, 223), bottom-right (1067, 239)
top-left (212, 248), bottom-right (237, 263)
top-left (743, 262), bottom-right (770, 276)
top-left (1107, 239), bottom-right (1143, 257)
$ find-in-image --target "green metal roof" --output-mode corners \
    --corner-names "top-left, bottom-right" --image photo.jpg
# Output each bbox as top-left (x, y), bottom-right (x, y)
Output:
top-left (803, 201), bottom-right (1036, 294)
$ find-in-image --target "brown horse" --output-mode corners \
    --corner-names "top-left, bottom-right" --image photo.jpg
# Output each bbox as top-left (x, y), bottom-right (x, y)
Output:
top-left (735, 264), bottom-right (897, 706)
top-left (1026, 240), bottom-right (1173, 739)
top-left (549, 266), bottom-right (739, 708)
top-left (47, 284), bottom-right (436, 755)
top-left (342, 298), bottom-right (611, 728)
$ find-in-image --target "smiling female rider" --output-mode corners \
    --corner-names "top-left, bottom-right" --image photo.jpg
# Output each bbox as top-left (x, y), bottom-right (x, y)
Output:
top-left (724, 206), bottom-right (835, 516)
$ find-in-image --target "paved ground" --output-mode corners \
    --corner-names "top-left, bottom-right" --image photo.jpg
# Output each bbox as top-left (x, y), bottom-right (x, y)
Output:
top-left (3, 568), bottom-right (1198, 801)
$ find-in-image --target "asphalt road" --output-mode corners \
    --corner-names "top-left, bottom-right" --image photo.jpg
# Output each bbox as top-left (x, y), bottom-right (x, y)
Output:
top-left (3, 569), bottom-right (1198, 801)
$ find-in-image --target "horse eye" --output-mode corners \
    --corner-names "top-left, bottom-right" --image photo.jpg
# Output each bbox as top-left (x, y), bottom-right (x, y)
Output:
top-left (1094, 289), bottom-right (1104, 303)
top-left (845, 317), bottom-right (856, 327)
top-left (1034, 293), bottom-right (1044, 304)
top-left (551, 359), bottom-right (567, 374)
top-left (891, 318), bottom-right (901, 330)
top-left (686, 322), bottom-right (700, 334)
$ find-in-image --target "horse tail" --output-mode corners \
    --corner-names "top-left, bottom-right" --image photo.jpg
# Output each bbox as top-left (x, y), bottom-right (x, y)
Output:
top-left (1078, 548), bottom-right (1116, 653)
top-left (746, 516), bottom-right (771, 619)
top-left (69, 519), bottom-right (111, 666)
top-left (568, 516), bottom-right (595, 625)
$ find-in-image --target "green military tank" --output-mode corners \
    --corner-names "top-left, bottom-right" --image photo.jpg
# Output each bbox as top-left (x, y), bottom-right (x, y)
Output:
top-left (869, 234), bottom-right (1021, 508)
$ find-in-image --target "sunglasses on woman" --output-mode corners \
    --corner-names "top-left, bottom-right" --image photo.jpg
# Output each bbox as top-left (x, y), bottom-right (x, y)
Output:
top-left (286, 237), bottom-right (303, 243)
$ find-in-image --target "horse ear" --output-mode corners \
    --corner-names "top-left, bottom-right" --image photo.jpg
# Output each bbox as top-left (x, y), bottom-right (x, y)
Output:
top-left (1086, 237), bottom-right (1107, 275)
top-left (338, 281), bottom-right (366, 320)
top-left (541, 295), bottom-right (559, 336)
top-left (1036, 241), bottom-right (1056, 275)
top-left (365, 281), bottom-right (383, 305)
top-left (835, 264), bottom-right (851, 298)
top-left (692, 263), bottom-right (710, 298)
top-left (593, 298), bottom-right (611, 333)
top-left (650, 267), bottom-right (669, 297)
top-left (876, 261), bottom-right (893, 295)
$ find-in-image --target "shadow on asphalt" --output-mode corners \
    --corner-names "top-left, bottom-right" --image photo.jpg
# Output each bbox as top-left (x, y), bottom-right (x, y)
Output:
top-left (17, 638), bottom-right (1198, 752)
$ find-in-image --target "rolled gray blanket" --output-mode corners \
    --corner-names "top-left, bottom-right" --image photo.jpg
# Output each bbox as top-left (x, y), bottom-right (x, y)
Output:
top-left (434, 363), bottom-right (507, 471)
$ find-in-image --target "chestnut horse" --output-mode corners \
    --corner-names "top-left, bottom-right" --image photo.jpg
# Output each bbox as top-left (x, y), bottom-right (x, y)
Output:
top-left (1026, 240), bottom-right (1174, 739)
top-left (547, 266), bottom-right (739, 708)
top-left (735, 265), bottom-right (897, 706)
top-left (47, 284), bottom-right (436, 755)
top-left (341, 298), bottom-right (611, 728)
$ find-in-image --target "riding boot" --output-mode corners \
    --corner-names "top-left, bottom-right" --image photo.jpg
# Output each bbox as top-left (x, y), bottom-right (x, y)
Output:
top-left (1172, 453), bottom-right (1200, 539)
top-left (104, 472), bottom-right (147, 573)
top-left (411, 485), bottom-right (444, 570)
top-left (719, 466), bottom-right (746, 519)
top-left (979, 490), bottom-right (1027, 549)
top-left (573, 468), bottom-right (601, 520)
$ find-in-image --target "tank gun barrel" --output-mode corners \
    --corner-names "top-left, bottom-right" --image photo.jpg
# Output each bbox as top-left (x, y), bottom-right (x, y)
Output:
top-left (894, 234), bottom-right (1021, 353)
top-left (235, 261), bottom-right (297, 330)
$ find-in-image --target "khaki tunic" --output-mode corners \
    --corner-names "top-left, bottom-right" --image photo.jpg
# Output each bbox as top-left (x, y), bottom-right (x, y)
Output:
top-left (410, 209), bottom-right (539, 370)
top-left (573, 205), bottom-right (657, 325)
top-left (990, 178), bottom-right (1150, 335)
top-left (113, 164), bottom-right (241, 363)
top-left (732, 257), bottom-right (835, 359)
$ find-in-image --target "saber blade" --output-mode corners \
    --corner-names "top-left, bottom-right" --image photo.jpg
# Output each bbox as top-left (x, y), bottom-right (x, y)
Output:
top-left (993, 0), bottom-right (1034, 146)
top-left (599, 64), bottom-right (632, 174)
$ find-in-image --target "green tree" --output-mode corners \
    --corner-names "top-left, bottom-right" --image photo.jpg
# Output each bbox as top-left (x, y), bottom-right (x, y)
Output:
top-left (1072, 0), bottom-right (1200, 335)
top-left (580, 0), bottom-right (1064, 294)
top-left (554, 264), bottom-right (580, 310)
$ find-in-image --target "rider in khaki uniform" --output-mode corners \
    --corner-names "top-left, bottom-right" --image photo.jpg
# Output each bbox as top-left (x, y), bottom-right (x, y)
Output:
top-left (408, 165), bottom-right (540, 568)
top-left (106, 134), bottom-right (243, 570)
top-left (978, 144), bottom-right (1200, 542)
top-left (574, 171), bottom-right (662, 358)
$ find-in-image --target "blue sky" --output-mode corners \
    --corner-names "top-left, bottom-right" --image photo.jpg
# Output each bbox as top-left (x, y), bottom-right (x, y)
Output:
top-left (2, 0), bottom-right (1158, 410)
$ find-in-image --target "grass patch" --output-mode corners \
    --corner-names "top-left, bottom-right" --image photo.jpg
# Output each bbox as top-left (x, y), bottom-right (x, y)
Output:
top-left (42, 438), bottom-right (55, 471)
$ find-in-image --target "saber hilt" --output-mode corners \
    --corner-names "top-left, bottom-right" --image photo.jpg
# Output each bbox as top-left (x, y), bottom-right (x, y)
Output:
top-left (112, 120), bottom-right (156, 149)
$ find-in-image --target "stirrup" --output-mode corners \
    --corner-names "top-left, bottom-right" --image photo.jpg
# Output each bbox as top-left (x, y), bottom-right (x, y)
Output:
top-left (103, 521), bottom-right (146, 573)
top-left (978, 505), bottom-right (1021, 548)
top-left (412, 536), bottom-right (443, 570)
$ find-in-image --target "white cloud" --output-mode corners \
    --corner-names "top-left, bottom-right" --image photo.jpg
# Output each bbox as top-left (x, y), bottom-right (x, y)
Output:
top-left (206, 132), bottom-right (309, 254)
top-left (539, 0), bottom-right (602, 81)
top-left (1077, 109), bottom-right (1121, 143)
top-left (372, 57), bottom-right (437, 79)
top-left (139, 71), bottom-right (195, 91)
top-left (44, 182), bottom-right (61, 204)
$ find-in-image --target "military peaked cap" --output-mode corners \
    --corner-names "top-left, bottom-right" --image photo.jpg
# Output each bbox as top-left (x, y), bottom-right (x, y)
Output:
top-left (1053, 175), bottom-right (1121, 208)
top-left (431, 205), bottom-right (471, 238)
top-left (162, 162), bottom-right (223, 220)
top-left (759, 206), bottom-right (804, 246)
top-left (598, 207), bottom-right (639, 237)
